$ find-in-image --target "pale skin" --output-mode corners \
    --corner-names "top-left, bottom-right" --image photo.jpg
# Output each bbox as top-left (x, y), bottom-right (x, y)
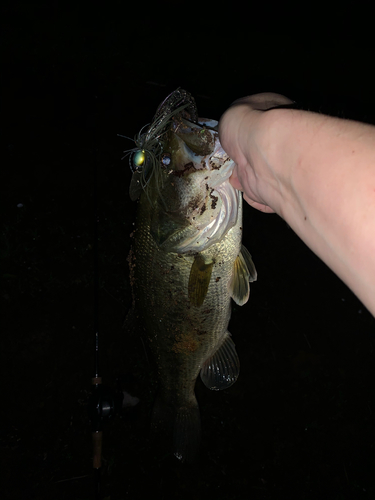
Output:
top-left (218, 93), bottom-right (375, 317)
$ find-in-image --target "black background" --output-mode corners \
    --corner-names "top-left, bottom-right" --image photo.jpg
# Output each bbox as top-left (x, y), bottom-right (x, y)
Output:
top-left (2, 2), bottom-right (375, 499)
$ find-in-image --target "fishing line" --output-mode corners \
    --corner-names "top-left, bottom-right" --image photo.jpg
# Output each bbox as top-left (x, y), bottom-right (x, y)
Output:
top-left (91, 134), bottom-right (102, 499)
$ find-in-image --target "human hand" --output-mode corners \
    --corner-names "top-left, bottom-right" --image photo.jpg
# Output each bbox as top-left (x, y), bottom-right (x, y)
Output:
top-left (219, 93), bottom-right (294, 213)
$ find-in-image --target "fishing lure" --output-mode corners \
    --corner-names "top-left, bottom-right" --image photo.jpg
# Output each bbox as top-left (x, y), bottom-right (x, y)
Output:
top-left (120, 88), bottom-right (198, 201)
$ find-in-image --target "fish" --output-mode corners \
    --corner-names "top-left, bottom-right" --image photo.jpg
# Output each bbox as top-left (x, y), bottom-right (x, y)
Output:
top-left (125, 88), bottom-right (257, 462)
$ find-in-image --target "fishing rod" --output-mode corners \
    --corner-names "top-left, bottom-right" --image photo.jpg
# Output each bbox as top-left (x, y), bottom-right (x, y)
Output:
top-left (87, 143), bottom-right (124, 499)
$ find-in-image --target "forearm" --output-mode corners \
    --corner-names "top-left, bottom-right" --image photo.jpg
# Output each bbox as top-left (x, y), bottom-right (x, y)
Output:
top-left (244, 109), bottom-right (375, 315)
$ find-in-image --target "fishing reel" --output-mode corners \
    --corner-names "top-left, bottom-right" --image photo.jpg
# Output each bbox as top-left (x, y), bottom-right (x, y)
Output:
top-left (88, 375), bottom-right (126, 498)
top-left (88, 377), bottom-right (124, 432)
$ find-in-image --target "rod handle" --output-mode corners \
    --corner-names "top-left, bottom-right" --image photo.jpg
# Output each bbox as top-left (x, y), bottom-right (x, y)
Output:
top-left (92, 430), bottom-right (103, 469)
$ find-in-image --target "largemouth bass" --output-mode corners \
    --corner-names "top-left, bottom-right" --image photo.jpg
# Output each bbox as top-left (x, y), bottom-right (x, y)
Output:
top-left (126, 89), bottom-right (257, 462)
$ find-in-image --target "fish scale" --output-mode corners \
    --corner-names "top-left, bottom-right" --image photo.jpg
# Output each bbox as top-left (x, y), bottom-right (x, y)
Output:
top-left (133, 193), bottom-right (243, 403)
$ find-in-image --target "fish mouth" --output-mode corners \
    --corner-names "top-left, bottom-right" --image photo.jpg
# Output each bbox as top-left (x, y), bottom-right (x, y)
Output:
top-left (170, 117), bottom-right (236, 179)
top-left (132, 89), bottom-right (240, 254)
top-left (152, 119), bottom-right (239, 254)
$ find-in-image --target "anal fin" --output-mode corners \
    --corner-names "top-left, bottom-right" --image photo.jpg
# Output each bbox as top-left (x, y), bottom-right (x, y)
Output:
top-left (200, 331), bottom-right (240, 390)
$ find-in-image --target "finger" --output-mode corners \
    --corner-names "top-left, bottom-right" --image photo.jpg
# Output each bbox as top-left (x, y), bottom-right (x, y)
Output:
top-left (243, 194), bottom-right (275, 213)
top-left (229, 170), bottom-right (243, 191)
top-left (231, 93), bottom-right (295, 111)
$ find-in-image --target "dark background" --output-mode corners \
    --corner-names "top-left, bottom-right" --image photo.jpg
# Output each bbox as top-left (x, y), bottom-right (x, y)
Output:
top-left (2, 2), bottom-right (375, 499)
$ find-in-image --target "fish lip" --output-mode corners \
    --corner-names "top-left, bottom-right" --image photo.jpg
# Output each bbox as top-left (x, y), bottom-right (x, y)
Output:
top-left (170, 118), bottom-right (235, 179)
top-left (171, 117), bottom-right (216, 158)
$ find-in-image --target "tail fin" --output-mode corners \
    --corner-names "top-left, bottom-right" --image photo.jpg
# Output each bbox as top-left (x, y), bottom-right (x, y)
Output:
top-left (151, 395), bottom-right (201, 463)
top-left (173, 405), bottom-right (201, 463)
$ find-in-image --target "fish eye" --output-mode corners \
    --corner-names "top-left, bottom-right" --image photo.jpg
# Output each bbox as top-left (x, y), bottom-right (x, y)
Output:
top-left (131, 150), bottom-right (146, 172)
top-left (161, 153), bottom-right (171, 167)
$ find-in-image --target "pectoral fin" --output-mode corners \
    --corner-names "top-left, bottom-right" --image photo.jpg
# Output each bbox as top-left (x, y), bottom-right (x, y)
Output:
top-left (200, 331), bottom-right (240, 390)
top-left (241, 244), bottom-right (257, 282)
top-left (229, 244), bottom-right (257, 306)
top-left (188, 255), bottom-right (214, 307)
